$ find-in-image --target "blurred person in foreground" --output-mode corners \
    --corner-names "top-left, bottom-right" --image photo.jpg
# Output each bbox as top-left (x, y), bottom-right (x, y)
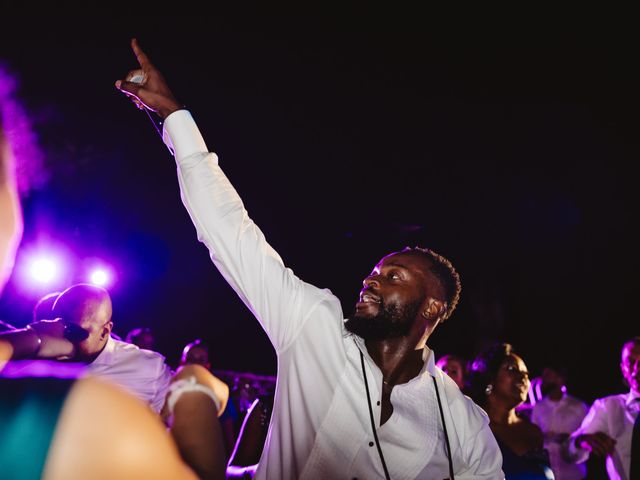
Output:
top-left (468, 342), bottom-right (554, 479)
top-left (115, 38), bottom-right (502, 479)
top-left (0, 64), bottom-right (27, 296)
top-left (0, 345), bottom-right (199, 480)
top-left (565, 337), bottom-right (640, 480)
top-left (531, 366), bottom-right (588, 480)
top-left (0, 63), bottom-right (200, 480)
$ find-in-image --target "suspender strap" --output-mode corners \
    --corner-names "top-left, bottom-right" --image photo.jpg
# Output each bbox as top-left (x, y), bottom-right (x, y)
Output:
top-left (360, 349), bottom-right (392, 480)
top-left (357, 340), bottom-right (456, 480)
top-left (433, 375), bottom-right (455, 480)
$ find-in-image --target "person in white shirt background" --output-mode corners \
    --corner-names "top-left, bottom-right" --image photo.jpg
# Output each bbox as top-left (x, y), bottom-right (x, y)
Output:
top-left (531, 366), bottom-right (588, 480)
top-left (115, 38), bottom-right (504, 480)
top-left (566, 337), bottom-right (640, 480)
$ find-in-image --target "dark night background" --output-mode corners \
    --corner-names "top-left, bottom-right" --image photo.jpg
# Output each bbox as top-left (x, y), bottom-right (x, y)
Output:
top-left (1, 10), bottom-right (638, 404)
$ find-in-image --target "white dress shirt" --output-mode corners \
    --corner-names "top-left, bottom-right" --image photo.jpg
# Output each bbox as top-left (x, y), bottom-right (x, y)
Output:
top-left (88, 336), bottom-right (172, 413)
top-left (567, 390), bottom-right (640, 480)
top-left (162, 110), bottom-right (504, 479)
top-left (531, 394), bottom-right (588, 480)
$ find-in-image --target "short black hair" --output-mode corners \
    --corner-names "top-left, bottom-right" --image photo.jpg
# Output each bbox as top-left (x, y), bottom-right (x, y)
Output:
top-left (402, 246), bottom-right (461, 323)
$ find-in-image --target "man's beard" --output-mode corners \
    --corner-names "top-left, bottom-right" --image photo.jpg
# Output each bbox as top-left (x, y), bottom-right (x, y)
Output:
top-left (344, 299), bottom-right (422, 341)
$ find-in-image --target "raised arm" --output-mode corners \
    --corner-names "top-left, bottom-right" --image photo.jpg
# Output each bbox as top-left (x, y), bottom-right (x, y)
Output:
top-left (115, 39), bottom-right (182, 120)
top-left (115, 40), bottom-right (334, 352)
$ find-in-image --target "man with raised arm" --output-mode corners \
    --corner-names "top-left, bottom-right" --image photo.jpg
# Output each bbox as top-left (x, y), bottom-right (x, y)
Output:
top-left (116, 39), bottom-right (503, 480)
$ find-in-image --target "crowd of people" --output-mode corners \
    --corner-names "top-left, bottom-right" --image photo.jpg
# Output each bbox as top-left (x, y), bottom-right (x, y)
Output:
top-left (0, 40), bottom-right (638, 479)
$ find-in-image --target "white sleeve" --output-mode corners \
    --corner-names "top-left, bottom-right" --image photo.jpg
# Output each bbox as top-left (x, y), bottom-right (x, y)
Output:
top-left (566, 398), bottom-right (608, 463)
top-left (457, 407), bottom-right (504, 479)
top-left (163, 111), bottom-right (331, 352)
top-left (437, 372), bottom-right (504, 479)
top-left (151, 360), bottom-right (173, 414)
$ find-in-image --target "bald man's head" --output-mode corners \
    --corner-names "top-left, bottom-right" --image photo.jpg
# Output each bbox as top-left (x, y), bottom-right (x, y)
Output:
top-left (53, 284), bottom-right (113, 362)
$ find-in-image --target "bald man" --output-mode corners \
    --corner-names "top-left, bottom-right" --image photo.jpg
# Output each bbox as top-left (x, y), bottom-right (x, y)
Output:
top-left (51, 283), bottom-right (172, 413)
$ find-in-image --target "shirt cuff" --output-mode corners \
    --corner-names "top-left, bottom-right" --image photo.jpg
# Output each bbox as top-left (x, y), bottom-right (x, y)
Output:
top-left (162, 110), bottom-right (209, 161)
top-left (566, 434), bottom-right (589, 463)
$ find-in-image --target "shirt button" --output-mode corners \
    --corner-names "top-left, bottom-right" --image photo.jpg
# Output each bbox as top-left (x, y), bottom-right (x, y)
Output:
top-left (376, 401), bottom-right (380, 406)
top-left (369, 441), bottom-right (374, 447)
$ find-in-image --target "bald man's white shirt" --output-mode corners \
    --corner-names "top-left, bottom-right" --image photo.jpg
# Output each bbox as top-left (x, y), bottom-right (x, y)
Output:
top-left (87, 336), bottom-right (172, 413)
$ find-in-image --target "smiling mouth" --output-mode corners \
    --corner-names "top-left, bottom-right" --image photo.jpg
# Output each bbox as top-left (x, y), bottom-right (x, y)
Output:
top-left (355, 292), bottom-right (381, 311)
top-left (360, 293), bottom-right (381, 304)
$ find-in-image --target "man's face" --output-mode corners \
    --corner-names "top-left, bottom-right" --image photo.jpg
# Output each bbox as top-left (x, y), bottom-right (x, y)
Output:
top-left (621, 342), bottom-right (640, 394)
top-left (64, 314), bottom-right (111, 361)
top-left (345, 252), bottom-right (431, 341)
top-left (540, 367), bottom-right (564, 396)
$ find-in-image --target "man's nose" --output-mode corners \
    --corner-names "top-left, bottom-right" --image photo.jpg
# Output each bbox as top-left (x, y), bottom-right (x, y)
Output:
top-left (363, 275), bottom-right (379, 288)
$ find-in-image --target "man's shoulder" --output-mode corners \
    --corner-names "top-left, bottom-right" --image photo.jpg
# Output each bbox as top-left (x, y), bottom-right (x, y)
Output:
top-left (111, 339), bottom-right (167, 364)
top-left (593, 392), bottom-right (627, 406)
top-left (563, 394), bottom-right (588, 409)
top-left (436, 369), bottom-right (489, 424)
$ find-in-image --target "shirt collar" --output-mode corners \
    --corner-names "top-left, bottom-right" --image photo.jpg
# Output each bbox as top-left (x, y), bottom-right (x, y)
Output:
top-left (352, 334), bottom-right (437, 378)
top-left (91, 335), bottom-right (115, 366)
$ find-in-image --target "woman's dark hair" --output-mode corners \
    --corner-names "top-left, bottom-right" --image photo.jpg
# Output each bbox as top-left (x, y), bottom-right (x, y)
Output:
top-left (466, 342), bottom-right (515, 408)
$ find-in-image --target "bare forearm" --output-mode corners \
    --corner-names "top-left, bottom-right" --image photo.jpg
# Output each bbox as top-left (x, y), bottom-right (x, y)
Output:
top-left (0, 328), bottom-right (41, 359)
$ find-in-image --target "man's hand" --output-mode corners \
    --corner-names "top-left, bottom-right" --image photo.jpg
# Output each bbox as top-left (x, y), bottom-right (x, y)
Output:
top-left (115, 38), bottom-right (183, 119)
top-left (576, 432), bottom-right (617, 457)
top-left (28, 319), bottom-right (76, 360)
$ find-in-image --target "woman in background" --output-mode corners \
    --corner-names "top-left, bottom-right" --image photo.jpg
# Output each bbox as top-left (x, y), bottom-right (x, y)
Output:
top-left (467, 342), bottom-right (554, 480)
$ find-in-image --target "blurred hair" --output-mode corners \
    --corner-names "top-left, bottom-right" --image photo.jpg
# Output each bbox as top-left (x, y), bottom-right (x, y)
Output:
top-left (622, 336), bottom-right (640, 353)
top-left (181, 339), bottom-right (209, 366)
top-left (0, 63), bottom-right (44, 194)
top-left (436, 353), bottom-right (467, 372)
top-left (125, 327), bottom-right (153, 344)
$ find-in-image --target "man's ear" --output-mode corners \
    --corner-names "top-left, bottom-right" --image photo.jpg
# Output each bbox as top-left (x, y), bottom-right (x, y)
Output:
top-left (422, 298), bottom-right (446, 322)
top-left (101, 321), bottom-right (114, 340)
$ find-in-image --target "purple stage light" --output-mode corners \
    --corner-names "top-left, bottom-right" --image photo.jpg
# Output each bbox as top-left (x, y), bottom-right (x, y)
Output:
top-left (89, 269), bottom-right (109, 286)
top-left (15, 244), bottom-right (72, 295)
top-left (29, 257), bottom-right (58, 284)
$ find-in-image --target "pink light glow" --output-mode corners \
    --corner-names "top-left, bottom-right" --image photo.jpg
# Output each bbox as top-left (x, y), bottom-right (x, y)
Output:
top-left (89, 269), bottom-right (109, 286)
top-left (29, 258), bottom-right (58, 284)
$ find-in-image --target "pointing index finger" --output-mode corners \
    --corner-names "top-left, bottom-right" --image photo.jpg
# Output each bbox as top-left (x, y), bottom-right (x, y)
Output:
top-left (131, 38), bottom-right (153, 69)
